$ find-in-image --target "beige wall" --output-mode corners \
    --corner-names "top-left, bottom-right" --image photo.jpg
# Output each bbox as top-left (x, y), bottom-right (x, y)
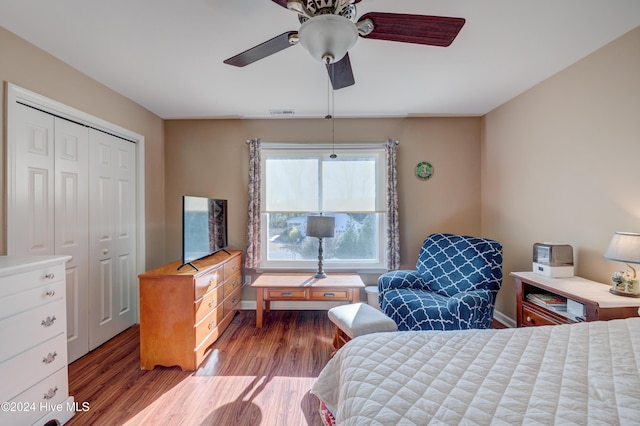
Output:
top-left (0, 27), bottom-right (166, 269)
top-left (165, 117), bottom-right (482, 297)
top-left (482, 26), bottom-right (640, 320)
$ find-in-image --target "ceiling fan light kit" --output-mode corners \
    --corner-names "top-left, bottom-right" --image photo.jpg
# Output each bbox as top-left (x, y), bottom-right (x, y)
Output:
top-left (299, 15), bottom-right (358, 64)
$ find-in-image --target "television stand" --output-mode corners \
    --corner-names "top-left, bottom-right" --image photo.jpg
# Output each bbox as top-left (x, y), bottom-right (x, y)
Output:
top-left (177, 262), bottom-right (198, 271)
top-left (139, 250), bottom-right (243, 370)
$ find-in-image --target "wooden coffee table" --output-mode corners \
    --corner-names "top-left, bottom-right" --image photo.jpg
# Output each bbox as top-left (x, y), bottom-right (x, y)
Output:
top-left (251, 273), bottom-right (365, 328)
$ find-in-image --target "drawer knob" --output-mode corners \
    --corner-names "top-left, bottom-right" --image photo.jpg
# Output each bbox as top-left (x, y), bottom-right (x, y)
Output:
top-left (41, 315), bottom-right (57, 327)
top-left (43, 386), bottom-right (58, 400)
top-left (232, 279), bottom-right (237, 287)
top-left (526, 316), bottom-right (532, 323)
top-left (44, 273), bottom-right (55, 280)
top-left (42, 351), bottom-right (58, 364)
top-left (232, 297), bottom-right (237, 303)
top-left (208, 298), bottom-right (215, 308)
top-left (208, 319), bottom-right (215, 330)
top-left (45, 290), bottom-right (56, 297)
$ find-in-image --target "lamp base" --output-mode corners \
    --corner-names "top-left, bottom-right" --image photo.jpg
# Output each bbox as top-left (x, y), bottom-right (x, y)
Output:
top-left (314, 272), bottom-right (327, 279)
top-left (609, 288), bottom-right (640, 298)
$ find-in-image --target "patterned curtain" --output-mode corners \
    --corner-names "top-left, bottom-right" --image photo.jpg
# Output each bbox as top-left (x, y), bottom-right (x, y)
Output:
top-left (385, 139), bottom-right (400, 270)
top-left (245, 138), bottom-right (262, 269)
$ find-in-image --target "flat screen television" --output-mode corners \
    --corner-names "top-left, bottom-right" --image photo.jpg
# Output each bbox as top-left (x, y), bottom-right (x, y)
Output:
top-left (179, 196), bottom-right (229, 270)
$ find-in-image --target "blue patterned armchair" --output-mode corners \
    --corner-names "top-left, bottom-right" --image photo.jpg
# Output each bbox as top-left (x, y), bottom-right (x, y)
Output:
top-left (378, 233), bottom-right (503, 331)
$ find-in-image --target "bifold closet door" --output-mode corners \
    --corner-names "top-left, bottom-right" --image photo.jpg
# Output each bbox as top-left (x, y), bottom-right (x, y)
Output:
top-left (11, 103), bottom-right (137, 358)
top-left (54, 119), bottom-right (90, 363)
top-left (12, 104), bottom-right (90, 363)
top-left (88, 129), bottom-right (137, 350)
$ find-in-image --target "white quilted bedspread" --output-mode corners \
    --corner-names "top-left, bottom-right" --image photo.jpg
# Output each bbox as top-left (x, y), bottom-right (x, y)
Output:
top-left (311, 318), bottom-right (640, 425)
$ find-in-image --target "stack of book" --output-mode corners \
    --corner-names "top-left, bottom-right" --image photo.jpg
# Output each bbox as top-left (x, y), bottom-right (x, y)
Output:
top-left (525, 293), bottom-right (568, 312)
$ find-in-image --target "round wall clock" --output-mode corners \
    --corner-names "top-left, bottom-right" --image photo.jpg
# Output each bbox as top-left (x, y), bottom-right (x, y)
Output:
top-left (415, 161), bottom-right (433, 180)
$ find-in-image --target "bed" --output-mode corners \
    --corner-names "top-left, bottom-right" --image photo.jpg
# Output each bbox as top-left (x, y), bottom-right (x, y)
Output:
top-left (311, 317), bottom-right (640, 425)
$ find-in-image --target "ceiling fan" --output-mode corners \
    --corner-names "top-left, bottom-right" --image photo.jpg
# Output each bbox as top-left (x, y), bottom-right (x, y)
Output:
top-left (223, 0), bottom-right (466, 90)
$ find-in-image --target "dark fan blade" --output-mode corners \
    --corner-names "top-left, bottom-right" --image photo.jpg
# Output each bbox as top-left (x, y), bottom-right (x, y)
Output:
top-left (224, 31), bottom-right (297, 67)
top-left (326, 53), bottom-right (355, 90)
top-left (359, 12), bottom-right (465, 47)
top-left (271, 0), bottom-right (289, 8)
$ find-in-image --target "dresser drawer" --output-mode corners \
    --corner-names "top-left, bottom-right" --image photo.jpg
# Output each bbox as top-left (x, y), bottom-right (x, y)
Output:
top-left (223, 271), bottom-right (241, 299)
top-left (522, 304), bottom-right (566, 327)
top-left (0, 333), bottom-right (67, 403)
top-left (0, 263), bottom-right (65, 299)
top-left (0, 299), bottom-right (66, 362)
top-left (194, 306), bottom-right (223, 347)
top-left (266, 289), bottom-right (306, 300)
top-left (223, 255), bottom-right (241, 280)
top-left (0, 280), bottom-right (64, 321)
top-left (195, 267), bottom-right (222, 300)
top-left (0, 366), bottom-right (70, 426)
top-left (194, 286), bottom-right (224, 324)
top-left (309, 289), bottom-right (350, 301)
top-left (223, 286), bottom-right (242, 319)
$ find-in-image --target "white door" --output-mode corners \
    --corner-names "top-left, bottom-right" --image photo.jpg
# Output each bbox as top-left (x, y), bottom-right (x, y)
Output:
top-left (54, 118), bottom-right (90, 363)
top-left (11, 104), bottom-right (55, 256)
top-left (88, 129), bottom-right (136, 350)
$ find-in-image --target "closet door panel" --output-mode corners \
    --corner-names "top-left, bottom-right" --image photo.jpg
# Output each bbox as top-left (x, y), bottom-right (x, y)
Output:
top-left (89, 130), bottom-right (136, 350)
top-left (114, 139), bottom-right (136, 323)
top-left (11, 104), bottom-right (55, 256)
top-left (54, 118), bottom-right (89, 363)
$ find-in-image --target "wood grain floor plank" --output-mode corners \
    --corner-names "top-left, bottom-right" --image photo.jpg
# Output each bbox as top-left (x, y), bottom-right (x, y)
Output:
top-left (67, 310), bottom-right (332, 425)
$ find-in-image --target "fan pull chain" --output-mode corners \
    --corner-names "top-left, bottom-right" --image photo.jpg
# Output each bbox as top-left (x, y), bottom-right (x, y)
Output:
top-left (330, 62), bottom-right (337, 159)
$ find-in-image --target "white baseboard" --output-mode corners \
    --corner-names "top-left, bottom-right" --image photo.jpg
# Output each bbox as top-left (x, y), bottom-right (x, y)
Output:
top-left (240, 300), bottom-right (517, 328)
top-left (493, 309), bottom-right (516, 328)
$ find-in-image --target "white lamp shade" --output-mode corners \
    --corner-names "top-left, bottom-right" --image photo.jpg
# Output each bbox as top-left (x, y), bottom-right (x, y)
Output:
top-left (306, 216), bottom-right (335, 238)
top-left (604, 232), bottom-right (640, 264)
top-left (298, 14), bottom-right (358, 63)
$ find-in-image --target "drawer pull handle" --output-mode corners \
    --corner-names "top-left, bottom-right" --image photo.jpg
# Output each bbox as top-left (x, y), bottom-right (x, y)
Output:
top-left (208, 298), bottom-right (215, 308)
top-left (43, 386), bottom-right (58, 400)
top-left (45, 290), bottom-right (56, 297)
top-left (232, 297), bottom-right (237, 303)
top-left (232, 279), bottom-right (237, 287)
top-left (324, 292), bottom-right (336, 297)
top-left (44, 273), bottom-right (55, 280)
top-left (208, 319), bottom-right (215, 330)
top-left (43, 352), bottom-right (58, 364)
top-left (41, 316), bottom-right (57, 327)
top-left (281, 292), bottom-right (293, 297)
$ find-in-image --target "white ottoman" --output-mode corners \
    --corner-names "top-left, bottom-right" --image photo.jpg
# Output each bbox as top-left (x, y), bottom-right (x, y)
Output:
top-left (328, 303), bottom-right (398, 350)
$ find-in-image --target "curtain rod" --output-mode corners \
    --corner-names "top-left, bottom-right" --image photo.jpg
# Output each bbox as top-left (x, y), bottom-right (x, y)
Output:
top-left (246, 139), bottom-right (399, 146)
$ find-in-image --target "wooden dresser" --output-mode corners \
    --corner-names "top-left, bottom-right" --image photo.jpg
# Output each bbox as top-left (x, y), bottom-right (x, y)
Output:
top-left (0, 255), bottom-right (75, 426)
top-left (512, 271), bottom-right (640, 327)
top-left (139, 250), bottom-right (242, 370)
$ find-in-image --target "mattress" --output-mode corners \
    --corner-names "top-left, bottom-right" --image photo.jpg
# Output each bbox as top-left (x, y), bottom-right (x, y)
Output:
top-left (311, 318), bottom-right (640, 425)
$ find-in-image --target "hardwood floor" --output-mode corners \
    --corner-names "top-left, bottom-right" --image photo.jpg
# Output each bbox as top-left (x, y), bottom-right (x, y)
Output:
top-left (66, 309), bottom-right (508, 425)
top-left (66, 310), bottom-right (333, 426)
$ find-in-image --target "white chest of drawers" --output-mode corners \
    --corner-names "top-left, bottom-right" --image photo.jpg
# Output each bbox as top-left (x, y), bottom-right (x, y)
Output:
top-left (0, 255), bottom-right (75, 426)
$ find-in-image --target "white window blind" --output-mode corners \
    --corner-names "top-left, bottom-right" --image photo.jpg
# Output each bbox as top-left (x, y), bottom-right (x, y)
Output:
top-left (262, 144), bottom-right (385, 213)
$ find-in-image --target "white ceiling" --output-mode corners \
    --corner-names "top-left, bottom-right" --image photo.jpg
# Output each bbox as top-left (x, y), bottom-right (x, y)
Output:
top-left (1, 0), bottom-right (639, 119)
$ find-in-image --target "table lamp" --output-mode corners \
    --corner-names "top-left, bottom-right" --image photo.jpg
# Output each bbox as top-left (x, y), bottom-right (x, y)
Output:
top-left (306, 215), bottom-right (335, 279)
top-left (604, 231), bottom-right (640, 297)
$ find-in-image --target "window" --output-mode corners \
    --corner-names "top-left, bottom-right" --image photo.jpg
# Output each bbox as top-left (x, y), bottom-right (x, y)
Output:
top-left (260, 143), bottom-right (387, 271)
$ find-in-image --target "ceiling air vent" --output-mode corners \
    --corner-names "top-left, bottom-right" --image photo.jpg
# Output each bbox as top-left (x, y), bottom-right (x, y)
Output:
top-left (269, 109), bottom-right (295, 118)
